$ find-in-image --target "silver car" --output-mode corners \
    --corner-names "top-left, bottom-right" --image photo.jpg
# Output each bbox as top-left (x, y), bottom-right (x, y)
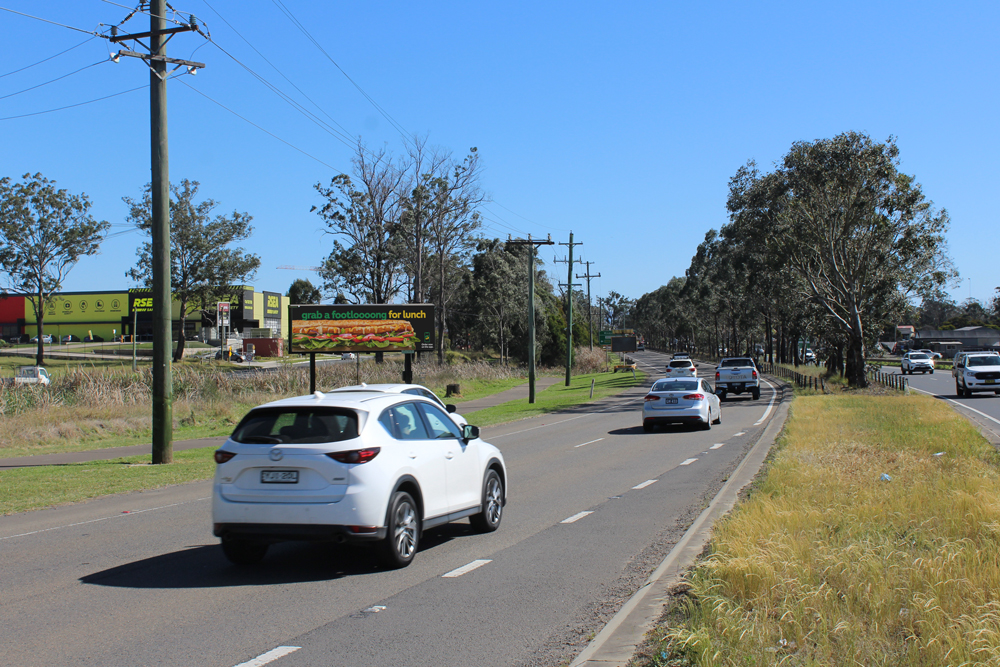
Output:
top-left (642, 377), bottom-right (721, 432)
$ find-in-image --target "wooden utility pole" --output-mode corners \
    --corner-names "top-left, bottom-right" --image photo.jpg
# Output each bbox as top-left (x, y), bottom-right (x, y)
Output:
top-left (576, 261), bottom-right (600, 351)
top-left (110, 6), bottom-right (205, 464)
top-left (555, 233), bottom-right (583, 386)
top-left (508, 235), bottom-right (553, 403)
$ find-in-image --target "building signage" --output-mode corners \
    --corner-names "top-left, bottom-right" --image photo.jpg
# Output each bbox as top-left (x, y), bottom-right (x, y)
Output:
top-left (46, 292), bottom-right (127, 322)
top-left (241, 288), bottom-right (254, 320)
top-left (217, 301), bottom-right (231, 327)
top-left (264, 291), bottom-right (281, 319)
top-left (289, 304), bottom-right (434, 354)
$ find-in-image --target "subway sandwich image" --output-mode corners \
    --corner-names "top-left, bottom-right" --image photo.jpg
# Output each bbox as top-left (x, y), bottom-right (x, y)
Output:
top-left (292, 319), bottom-right (418, 351)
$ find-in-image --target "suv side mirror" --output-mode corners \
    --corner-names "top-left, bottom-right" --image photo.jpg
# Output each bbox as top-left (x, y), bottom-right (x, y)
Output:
top-left (462, 424), bottom-right (480, 441)
top-left (446, 404), bottom-right (457, 414)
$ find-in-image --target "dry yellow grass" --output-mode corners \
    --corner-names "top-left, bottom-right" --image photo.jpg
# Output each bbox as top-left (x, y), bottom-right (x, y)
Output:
top-left (651, 394), bottom-right (1000, 666)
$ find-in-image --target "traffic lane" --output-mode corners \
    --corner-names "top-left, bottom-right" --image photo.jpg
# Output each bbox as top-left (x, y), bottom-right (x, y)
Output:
top-left (880, 365), bottom-right (1000, 440)
top-left (0, 373), bottom-right (782, 667)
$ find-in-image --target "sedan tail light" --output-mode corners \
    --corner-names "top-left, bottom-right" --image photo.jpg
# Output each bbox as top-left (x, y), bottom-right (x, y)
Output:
top-left (683, 393), bottom-right (706, 401)
top-left (644, 394), bottom-right (658, 402)
top-left (214, 450), bottom-right (236, 464)
top-left (327, 447), bottom-right (380, 464)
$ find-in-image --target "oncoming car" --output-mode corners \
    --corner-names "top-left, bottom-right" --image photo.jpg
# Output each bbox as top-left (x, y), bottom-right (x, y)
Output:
top-left (642, 377), bottom-right (721, 432)
top-left (212, 390), bottom-right (506, 568)
top-left (901, 352), bottom-right (934, 375)
top-left (953, 352), bottom-right (1000, 397)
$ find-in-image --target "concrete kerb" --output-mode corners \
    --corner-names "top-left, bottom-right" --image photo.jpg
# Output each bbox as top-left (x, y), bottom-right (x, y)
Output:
top-left (570, 377), bottom-right (792, 667)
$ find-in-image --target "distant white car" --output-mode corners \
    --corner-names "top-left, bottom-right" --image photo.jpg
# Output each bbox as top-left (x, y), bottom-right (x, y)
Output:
top-left (643, 377), bottom-right (721, 432)
top-left (901, 352), bottom-right (934, 375)
top-left (30, 334), bottom-right (53, 344)
top-left (341, 352), bottom-right (356, 360)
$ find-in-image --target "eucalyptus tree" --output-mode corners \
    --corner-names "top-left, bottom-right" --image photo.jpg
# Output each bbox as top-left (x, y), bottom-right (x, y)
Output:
top-left (125, 179), bottom-right (260, 361)
top-left (727, 132), bottom-right (954, 386)
top-left (286, 278), bottom-right (322, 305)
top-left (0, 173), bottom-right (109, 365)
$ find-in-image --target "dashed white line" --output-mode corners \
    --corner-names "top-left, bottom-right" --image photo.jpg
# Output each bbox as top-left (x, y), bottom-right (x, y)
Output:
top-left (489, 415), bottom-right (589, 438)
top-left (233, 646), bottom-right (301, 667)
top-left (733, 432), bottom-right (746, 437)
top-left (679, 458), bottom-right (698, 466)
top-left (574, 438), bottom-right (605, 448)
top-left (632, 479), bottom-right (657, 490)
top-left (710, 443), bottom-right (725, 450)
top-left (561, 511), bottom-right (593, 524)
top-left (442, 559), bottom-right (492, 578)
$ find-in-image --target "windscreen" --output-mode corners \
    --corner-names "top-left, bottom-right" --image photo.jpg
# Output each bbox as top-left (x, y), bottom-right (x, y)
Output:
top-left (910, 353), bottom-right (929, 360)
top-left (652, 380), bottom-right (699, 392)
top-left (232, 407), bottom-right (360, 444)
top-left (720, 358), bottom-right (753, 367)
top-left (968, 356), bottom-right (1000, 367)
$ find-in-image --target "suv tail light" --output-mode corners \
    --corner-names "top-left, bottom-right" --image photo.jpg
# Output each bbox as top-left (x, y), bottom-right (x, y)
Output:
top-left (752, 370), bottom-right (758, 379)
top-left (327, 447), bottom-right (380, 464)
top-left (214, 450), bottom-right (236, 464)
top-left (715, 371), bottom-right (720, 381)
top-left (683, 393), bottom-right (706, 401)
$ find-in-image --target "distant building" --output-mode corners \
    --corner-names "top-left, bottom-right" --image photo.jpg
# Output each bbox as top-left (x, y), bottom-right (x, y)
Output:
top-left (916, 326), bottom-right (1000, 355)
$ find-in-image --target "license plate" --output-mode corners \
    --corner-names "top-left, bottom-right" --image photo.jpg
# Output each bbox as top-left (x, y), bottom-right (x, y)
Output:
top-left (261, 470), bottom-right (298, 484)
top-left (665, 397), bottom-right (678, 404)
top-left (987, 379), bottom-right (996, 385)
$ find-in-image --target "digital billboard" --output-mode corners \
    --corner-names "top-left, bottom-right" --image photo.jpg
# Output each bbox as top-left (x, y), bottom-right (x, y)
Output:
top-left (289, 304), bottom-right (434, 354)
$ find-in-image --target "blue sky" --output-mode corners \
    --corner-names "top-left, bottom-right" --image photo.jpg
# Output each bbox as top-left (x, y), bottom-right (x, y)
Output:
top-left (1, 1), bottom-right (996, 308)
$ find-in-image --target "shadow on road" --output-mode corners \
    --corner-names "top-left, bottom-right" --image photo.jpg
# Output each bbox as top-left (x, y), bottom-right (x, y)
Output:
top-left (80, 523), bottom-right (473, 589)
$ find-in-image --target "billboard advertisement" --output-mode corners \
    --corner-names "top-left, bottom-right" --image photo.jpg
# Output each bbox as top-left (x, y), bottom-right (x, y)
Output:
top-left (289, 304), bottom-right (434, 354)
top-left (46, 292), bottom-right (127, 323)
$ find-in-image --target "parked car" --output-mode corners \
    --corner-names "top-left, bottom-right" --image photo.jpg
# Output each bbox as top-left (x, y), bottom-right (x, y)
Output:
top-left (341, 352), bottom-right (357, 360)
top-left (328, 383), bottom-right (466, 427)
top-left (901, 352), bottom-right (934, 375)
top-left (642, 377), bottom-right (721, 432)
top-left (83, 335), bottom-right (105, 343)
top-left (29, 334), bottom-right (53, 344)
top-left (211, 390), bottom-right (506, 567)
top-left (61, 334), bottom-right (80, 343)
top-left (664, 358), bottom-right (697, 377)
top-left (915, 348), bottom-right (942, 359)
top-left (803, 349), bottom-right (817, 364)
top-left (953, 351), bottom-right (1000, 397)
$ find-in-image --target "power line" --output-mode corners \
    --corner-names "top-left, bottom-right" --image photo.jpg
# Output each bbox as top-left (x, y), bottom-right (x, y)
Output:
top-left (0, 37), bottom-right (96, 80)
top-left (0, 58), bottom-right (110, 101)
top-left (0, 6), bottom-right (108, 37)
top-left (97, 0), bottom-right (189, 27)
top-left (0, 84), bottom-right (147, 121)
top-left (177, 79), bottom-right (347, 174)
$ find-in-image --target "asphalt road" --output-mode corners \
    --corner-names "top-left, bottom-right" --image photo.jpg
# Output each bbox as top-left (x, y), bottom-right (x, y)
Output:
top-left (880, 364), bottom-right (1000, 442)
top-left (0, 350), bottom-right (784, 667)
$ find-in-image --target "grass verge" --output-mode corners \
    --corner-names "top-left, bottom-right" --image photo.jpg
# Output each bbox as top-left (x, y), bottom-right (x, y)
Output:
top-left (0, 446), bottom-right (216, 515)
top-left (463, 370), bottom-right (646, 427)
top-left (639, 392), bottom-right (1000, 666)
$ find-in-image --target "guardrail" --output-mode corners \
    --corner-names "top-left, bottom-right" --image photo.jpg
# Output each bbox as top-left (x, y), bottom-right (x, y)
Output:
top-left (865, 365), bottom-right (909, 392)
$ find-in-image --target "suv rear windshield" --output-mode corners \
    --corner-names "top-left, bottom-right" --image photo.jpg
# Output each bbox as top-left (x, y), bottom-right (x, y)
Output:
top-left (719, 358), bottom-right (753, 367)
top-left (669, 360), bottom-right (693, 368)
top-left (232, 407), bottom-right (360, 444)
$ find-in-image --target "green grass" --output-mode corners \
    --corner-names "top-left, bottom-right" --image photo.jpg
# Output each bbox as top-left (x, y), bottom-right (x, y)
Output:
top-left (0, 446), bottom-right (217, 515)
top-left (641, 392), bottom-right (1000, 666)
top-left (461, 370), bottom-right (646, 427)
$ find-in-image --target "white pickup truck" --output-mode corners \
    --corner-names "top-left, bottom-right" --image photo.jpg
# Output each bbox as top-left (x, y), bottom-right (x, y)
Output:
top-left (715, 357), bottom-right (760, 400)
top-left (1, 366), bottom-right (52, 387)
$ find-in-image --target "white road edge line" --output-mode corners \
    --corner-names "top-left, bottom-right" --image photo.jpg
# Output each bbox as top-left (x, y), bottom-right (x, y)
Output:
top-left (0, 497), bottom-right (211, 541)
top-left (489, 415), bottom-right (589, 438)
top-left (632, 479), bottom-right (657, 490)
top-left (710, 443), bottom-right (725, 450)
top-left (679, 458), bottom-right (697, 466)
top-left (753, 379), bottom-right (777, 426)
top-left (233, 646), bottom-right (301, 667)
top-left (442, 559), bottom-right (492, 578)
top-left (911, 387), bottom-right (1000, 427)
top-left (560, 511), bottom-right (593, 524)
top-left (574, 438), bottom-right (605, 448)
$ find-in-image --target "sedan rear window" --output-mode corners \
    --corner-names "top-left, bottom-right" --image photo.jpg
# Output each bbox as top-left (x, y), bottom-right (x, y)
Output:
top-left (232, 407), bottom-right (359, 444)
top-left (652, 380), bottom-right (699, 392)
top-left (669, 360), bottom-right (693, 368)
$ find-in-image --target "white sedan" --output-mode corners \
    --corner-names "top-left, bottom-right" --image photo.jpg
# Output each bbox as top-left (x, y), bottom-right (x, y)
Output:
top-left (642, 377), bottom-right (721, 432)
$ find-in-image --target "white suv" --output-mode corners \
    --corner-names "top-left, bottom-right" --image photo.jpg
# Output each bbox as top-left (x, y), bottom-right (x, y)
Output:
top-left (212, 390), bottom-right (506, 568)
top-left (953, 352), bottom-right (1000, 397)
top-left (901, 352), bottom-right (934, 375)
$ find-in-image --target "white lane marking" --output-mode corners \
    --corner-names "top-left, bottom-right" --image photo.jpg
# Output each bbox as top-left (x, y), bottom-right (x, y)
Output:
top-left (574, 438), bottom-right (605, 448)
top-left (632, 479), bottom-right (657, 490)
top-left (679, 458), bottom-right (698, 466)
top-left (561, 511), bottom-right (593, 524)
top-left (710, 443), bottom-right (725, 450)
top-left (911, 387), bottom-right (1000, 426)
top-left (754, 379), bottom-right (777, 425)
top-left (489, 415), bottom-right (589, 439)
top-left (0, 497), bottom-right (210, 541)
top-left (233, 646), bottom-right (301, 667)
top-left (733, 432), bottom-right (746, 437)
top-left (442, 559), bottom-right (492, 578)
